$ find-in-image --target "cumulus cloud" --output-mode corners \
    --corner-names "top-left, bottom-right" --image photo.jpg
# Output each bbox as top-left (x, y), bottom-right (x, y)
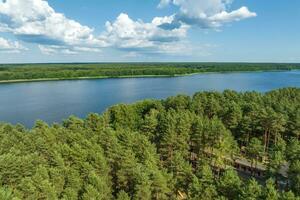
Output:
top-left (0, 0), bottom-right (189, 55)
top-left (0, 0), bottom-right (106, 54)
top-left (0, 0), bottom-right (256, 56)
top-left (102, 13), bottom-right (188, 52)
top-left (0, 37), bottom-right (27, 53)
top-left (158, 0), bottom-right (256, 29)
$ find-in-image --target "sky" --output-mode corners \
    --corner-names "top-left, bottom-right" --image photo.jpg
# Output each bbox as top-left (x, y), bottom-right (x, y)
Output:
top-left (0, 0), bottom-right (299, 63)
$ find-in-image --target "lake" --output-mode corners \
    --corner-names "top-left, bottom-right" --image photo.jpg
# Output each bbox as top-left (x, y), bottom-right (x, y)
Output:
top-left (0, 70), bottom-right (299, 127)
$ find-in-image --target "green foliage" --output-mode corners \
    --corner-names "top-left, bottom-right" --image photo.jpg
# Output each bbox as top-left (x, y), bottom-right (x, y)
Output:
top-left (0, 88), bottom-right (299, 199)
top-left (0, 187), bottom-right (14, 200)
top-left (218, 169), bottom-right (242, 199)
top-left (263, 179), bottom-right (280, 200)
top-left (188, 164), bottom-right (218, 200)
top-left (289, 160), bottom-right (300, 195)
top-left (116, 190), bottom-right (131, 200)
top-left (240, 179), bottom-right (262, 200)
top-left (0, 63), bottom-right (299, 82)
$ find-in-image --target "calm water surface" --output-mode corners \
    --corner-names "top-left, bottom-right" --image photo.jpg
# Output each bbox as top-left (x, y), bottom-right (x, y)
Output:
top-left (0, 70), bottom-right (299, 127)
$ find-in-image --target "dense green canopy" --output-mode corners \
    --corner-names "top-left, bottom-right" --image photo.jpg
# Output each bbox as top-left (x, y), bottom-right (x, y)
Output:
top-left (0, 63), bottom-right (299, 82)
top-left (0, 88), bottom-right (300, 199)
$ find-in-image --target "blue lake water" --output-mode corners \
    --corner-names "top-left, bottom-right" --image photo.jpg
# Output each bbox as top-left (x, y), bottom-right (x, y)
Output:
top-left (0, 70), bottom-right (299, 127)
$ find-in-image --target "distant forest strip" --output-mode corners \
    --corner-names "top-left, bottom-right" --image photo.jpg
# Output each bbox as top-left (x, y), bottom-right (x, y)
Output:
top-left (0, 88), bottom-right (300, 199)
top-left (0, 63), bottom-right (299, 83)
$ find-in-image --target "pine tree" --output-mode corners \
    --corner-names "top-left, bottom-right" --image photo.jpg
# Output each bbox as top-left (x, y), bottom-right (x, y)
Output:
top-left (218, 169), bottom-right (242, 199)
top-left (116, 190), bottom-right (131, 200)
top-left (239, 179), bottom-right (262, 200)
top-left (289, 160), bottom-right (300, 196)
top-left (263, 179), bottom-right (279, 200)
top-left (246, 137), bottom-right (264, 174)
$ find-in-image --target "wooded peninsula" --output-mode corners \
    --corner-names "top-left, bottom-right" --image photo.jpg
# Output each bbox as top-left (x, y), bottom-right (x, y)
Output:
top-left (0, 88), bottom-right (299, 199)
top-left (0, 63), bottom-right (300, 83)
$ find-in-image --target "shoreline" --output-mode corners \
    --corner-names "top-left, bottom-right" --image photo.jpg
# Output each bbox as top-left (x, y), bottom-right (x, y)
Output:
top-left (0, 74), bottom-right (187, 84)
top-left (0, 69), bottom-right (295, 84)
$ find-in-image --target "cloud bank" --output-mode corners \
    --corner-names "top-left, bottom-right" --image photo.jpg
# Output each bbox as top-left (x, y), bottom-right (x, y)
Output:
top-left (0, 0), bottom-right (256, 55)
top-left (158, 0), bottom-right (256, 29)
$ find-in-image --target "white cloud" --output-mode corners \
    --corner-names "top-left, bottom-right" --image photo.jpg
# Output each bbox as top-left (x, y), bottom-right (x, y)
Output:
top-left (102, 13), bottom-right (188, 52)
top-left (209, 6), bottom-right (256, 23)
top-left (38, 45), bottom-right (102, 55)
top-left (158, 0), bottom-right (171, 8)
top-left (0, 0), bottom-right (106, 54)
top-left (158, 0), bottom-right (256, 28)
top-left (0, 37), bottom-right (27, 53)
top-left (0, 0), bottom-right (189, 55)
top-left (0, 0), bottom-right (256, 56)
top-left (38, 45), bottom-right (57, 55)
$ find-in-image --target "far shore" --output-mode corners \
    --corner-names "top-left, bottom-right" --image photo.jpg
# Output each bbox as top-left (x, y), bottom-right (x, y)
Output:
top-left (0, 74), bottom-right (188, 84)
top-left (0, 69), bottom-right (295, 84)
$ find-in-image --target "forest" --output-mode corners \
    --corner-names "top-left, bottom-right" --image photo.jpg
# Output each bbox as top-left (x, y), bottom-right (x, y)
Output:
top-left (0, 88), bottom-right (300, 199)
top-left (0, 63), bottom-right (300, 82)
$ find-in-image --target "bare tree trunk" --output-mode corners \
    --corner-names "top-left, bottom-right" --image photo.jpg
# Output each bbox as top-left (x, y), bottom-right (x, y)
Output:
top-left (263, 129), bottom-right (268, 153)
top-left (266, 131), bottom-right (271, 153)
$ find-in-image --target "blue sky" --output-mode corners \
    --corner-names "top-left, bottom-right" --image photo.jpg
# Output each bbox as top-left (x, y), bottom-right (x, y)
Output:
top-left (0, 0), bottom-right (299, 63)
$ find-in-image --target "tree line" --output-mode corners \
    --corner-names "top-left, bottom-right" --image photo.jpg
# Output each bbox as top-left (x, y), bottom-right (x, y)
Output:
top-left (0, 63), bottom-right (299, 82)
top-left (0, 88), bottom-right (300, 199)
